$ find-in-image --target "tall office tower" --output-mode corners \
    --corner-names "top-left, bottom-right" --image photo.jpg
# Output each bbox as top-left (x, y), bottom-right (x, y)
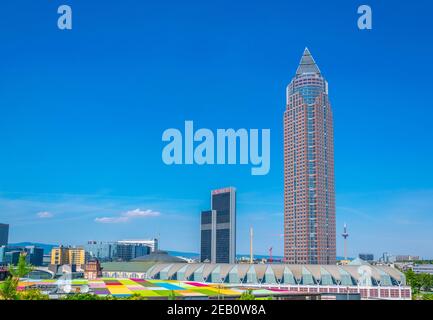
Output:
top-left (200, 187), bottom-right (236, 263)
top-left (200, 210), bottom-right (214, 263)
top-left (0, 224), bottom-right (9, 246)
top-left (284, 48), bottom-right (336, 264)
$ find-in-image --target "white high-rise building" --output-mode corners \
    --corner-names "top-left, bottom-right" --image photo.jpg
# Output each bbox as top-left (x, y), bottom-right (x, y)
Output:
top-left (117, 239), bottom-right (159, 252)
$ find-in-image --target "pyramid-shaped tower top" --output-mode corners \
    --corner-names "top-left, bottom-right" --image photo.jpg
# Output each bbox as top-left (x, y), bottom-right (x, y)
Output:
top-left (296, 47), bottom-right (321, 75)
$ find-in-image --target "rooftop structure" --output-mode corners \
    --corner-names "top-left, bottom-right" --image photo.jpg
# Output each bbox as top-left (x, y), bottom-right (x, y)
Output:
top-left (17, 278), bottom-right (322, 300)
top-left (97, 261), bottom-right (410, 300)
top-left (131, 250), bottom-right (185, 263)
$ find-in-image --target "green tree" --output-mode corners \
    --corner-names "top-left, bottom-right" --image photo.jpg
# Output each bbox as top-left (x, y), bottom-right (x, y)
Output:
top-left (0, 277), bottom-right (19, 300)
top-left (420, 273), bottom-right (433, 292)
top-left (8, 254), bottom-right (34, 279)
top-left (405, 269), bottom-right (421, 294)
top-left (18, 289), bottom-right (49, 300)
top-left (127, 293), bottom-right (148, 300)
top-left (168, 290), bottom-right (177, 300)
top-left (239, 289), bottom-right (256, 300)
top-left (0, 254), bottom-right (34, 300)
top-left (422, 293), bottom-right (433, 300)
top-left (62, 293), bottom-right (103, 300)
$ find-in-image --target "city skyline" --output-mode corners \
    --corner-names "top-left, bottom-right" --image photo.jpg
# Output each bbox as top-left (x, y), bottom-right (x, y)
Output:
top-left (1, 0), bottom-right (433, 260)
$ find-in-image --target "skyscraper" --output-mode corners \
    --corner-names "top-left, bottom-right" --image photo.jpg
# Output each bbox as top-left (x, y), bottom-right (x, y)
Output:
top-left (200, 210), bottom-right (215, 263)
top-left (0, 224), bottom-right (9, 246)
top-left (284, 48), bottom-right (336, 265)
top-left (200, 187), bottom-right (236, 263)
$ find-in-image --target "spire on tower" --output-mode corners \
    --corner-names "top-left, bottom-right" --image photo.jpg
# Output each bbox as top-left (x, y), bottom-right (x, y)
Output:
top-left (296, 47), bottom-right (321, 75)
top-left (342, 223), bottom-right (349, 261)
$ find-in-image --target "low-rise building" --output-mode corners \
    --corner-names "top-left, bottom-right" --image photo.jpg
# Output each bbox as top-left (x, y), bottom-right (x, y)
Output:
top-left (84, 241), bottom-right (117, 261)
top-left (84, 259), bottom-right (103, 280)
top-left (98, 259), bottom-right (411, 300)
top-left (412, 264), bottom-right (433, 275)
top-left (84, 240), bottom-right (152, 262)
top-left (0, 245), bottom-right (44, 266)
top-left (117, 239), bottom-right (158, 252)
top-left (396, 255), bottom-right (420, 262)
top-left (116, 243), bottom-right (150, 262)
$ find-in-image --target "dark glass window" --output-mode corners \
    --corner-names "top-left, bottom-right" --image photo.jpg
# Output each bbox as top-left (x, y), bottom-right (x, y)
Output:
top-left (216, 229), bottom-right (230, 263)
top-left (200, 230), bottom-right (212, 262)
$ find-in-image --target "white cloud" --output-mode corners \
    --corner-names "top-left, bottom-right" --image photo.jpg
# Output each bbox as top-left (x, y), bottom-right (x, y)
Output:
top-left (37, 211), bottom-right (54, 219)
top-left (94, 208), bottom-right (160, 224)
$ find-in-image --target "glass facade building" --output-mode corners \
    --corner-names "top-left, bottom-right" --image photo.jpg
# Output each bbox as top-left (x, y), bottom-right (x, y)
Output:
top-left (115, 243), bottom-right (150, 262)
top-left (200, 210), bottom-right (213, 262)
top-left (0, 245), bottom-right (44, 266)
top-left (284, 48), bottom-right (336, 264)
top-left (85, 241), bottom-right (118, 261)
top-left (200, 187), bottom-right (236, 264)
top-left (0, 223), bottom-right (9, 246)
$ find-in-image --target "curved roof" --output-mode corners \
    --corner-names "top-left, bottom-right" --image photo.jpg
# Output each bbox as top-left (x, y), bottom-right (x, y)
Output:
top-left (101, 261), bottom-right (155, 272)
top-left (102, 262), bottom-right (407, 287)
top-left (132, 250), bottom-right (185, 263)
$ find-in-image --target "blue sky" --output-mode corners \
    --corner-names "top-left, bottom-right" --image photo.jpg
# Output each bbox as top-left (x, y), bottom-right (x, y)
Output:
top-left (0, 0), bottom-right (432, 258)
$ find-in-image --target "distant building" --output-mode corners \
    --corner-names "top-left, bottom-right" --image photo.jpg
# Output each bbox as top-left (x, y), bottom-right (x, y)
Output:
top-left (412, 264), bottom-right (433, 275)
top-left (84, 241), bottom-right (152, 262)
top-left (85, 241), bottom-right (117, 261)
top-left (42, 254), bottom-right (51, 266)
top-left (0, 246), bottom-right (12, 265)
top-left (69, 247), bottom-right (86, 267)
top-left (131, 250), bottom-right (185, 263)
top-left (200, 187), bottom-right (236, 264)
top-left (380, 252), bottom-right (396, 264)
top-left (396, 255), bottom-right (420, 262)
top-left (50, 246), bottom-right (86, 268)
top-left (359, 253), bottom-right (374, 262)
top-left (117, 239), bottom-right (158, 252)
top-left (50, 246), bottom-right (69, 265)
top-left (0, 245), bottom-right (44, 266)
top-left (84, 259), bottom-right (103, 280)
top-left (4, 251), bottom-right (21, 265)
top-left (0, 265), bottom-right (7, 281)
top-left (0, 223), bottom-right (9, 246)
top-left (116, 243), bottom-right (150, 262)
top-left (24, 246), bottom-right (44, 266)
